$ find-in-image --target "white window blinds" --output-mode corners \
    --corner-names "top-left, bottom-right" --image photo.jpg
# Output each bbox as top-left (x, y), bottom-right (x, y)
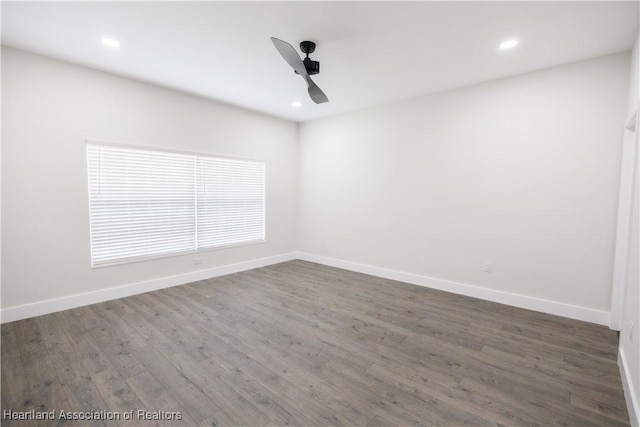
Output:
top-left (87, 143), bottom-right (265, 267)
top-left (197, 156), bottom-right (265, 249)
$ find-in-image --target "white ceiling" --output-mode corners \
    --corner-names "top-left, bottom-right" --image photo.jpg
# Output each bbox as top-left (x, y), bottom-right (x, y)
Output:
top-left (2, 1), bottom-right (638, 122)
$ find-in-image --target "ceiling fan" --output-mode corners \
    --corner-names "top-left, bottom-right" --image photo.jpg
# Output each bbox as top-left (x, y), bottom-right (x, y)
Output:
top-left (271, 37), bottom-right (329, 104)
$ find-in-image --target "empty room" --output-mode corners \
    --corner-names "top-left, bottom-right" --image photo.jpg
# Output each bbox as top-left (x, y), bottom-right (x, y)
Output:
top-left (1, 1), bottom-right (639, 426)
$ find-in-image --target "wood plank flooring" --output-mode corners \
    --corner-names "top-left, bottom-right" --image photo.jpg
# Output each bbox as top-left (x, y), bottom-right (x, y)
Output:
top-left (1, 260), bottom-right (629, 426)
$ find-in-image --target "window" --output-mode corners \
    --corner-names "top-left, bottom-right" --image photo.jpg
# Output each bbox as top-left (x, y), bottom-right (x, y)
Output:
top-left (197, 156), bottom-right (265, 249)
top-left (87, 143), bottom-right (265, 267)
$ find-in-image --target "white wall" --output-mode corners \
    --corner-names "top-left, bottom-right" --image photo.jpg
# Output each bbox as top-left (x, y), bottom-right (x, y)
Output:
top-left (1, 47), bottom-right (298, 320)
top-left (618, 34), bottom-right (639, 427)
top-left (298, 52), bottom-right (630, 324)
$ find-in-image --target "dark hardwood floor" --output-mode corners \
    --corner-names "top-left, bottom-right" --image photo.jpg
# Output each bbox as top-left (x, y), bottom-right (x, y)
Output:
top-left (1, 260), bottom-right (629, 426)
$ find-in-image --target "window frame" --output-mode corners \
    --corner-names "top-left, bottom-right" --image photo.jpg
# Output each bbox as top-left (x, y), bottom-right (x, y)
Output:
top-left (86, 140), bottom-right (266, 268)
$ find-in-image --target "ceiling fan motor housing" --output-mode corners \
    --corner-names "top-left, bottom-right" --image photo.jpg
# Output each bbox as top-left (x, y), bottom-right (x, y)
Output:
top-left (298, 40), bottom-right (320, 75)
top-left (302, 58), bottom-right (320, 75)
top-left (293, 58), bottom-right (320, 75)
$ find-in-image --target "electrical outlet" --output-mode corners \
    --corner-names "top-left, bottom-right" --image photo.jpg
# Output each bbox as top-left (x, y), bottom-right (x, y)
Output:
top-left (630, 322), bottom-right (635, 341)
top-left (484, 261), bottom-right (493, 273)
top-left (194, 257), bottom-right (202, 265)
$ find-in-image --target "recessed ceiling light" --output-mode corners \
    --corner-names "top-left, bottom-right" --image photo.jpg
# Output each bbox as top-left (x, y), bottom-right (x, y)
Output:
top-left (292, 101), bottom-right (302, 108)
top-left (101, 38), bottom-right (120, 48)
top-left (499, 39), bottom-right (519, 50)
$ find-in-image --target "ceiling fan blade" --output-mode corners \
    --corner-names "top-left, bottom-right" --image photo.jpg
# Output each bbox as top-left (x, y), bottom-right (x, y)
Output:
top-left (271, 37), bottom-right (307, 76)
top-left (304, 75), bottom-right (329, 104)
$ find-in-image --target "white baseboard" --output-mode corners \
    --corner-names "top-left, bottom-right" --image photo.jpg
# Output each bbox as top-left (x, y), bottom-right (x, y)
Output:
top-left (296, 252), bottom-right (610, 326)
top-left (619, 348), bottom-right (640, 427)
top-left (1, 251), bottom-right (611, 327)
top-left (0, 252), bottom-right (296, 324)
